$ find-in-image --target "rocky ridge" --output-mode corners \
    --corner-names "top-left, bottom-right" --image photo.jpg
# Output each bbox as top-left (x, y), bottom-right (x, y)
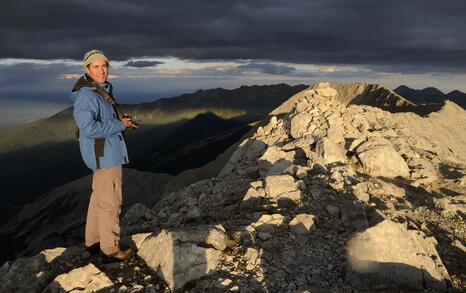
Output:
top-left (1, 82), bottom-right (465, 292)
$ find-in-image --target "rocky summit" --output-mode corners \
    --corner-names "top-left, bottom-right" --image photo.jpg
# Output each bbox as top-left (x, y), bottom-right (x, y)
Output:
top-left (1, 82), bottom-right (465, 292)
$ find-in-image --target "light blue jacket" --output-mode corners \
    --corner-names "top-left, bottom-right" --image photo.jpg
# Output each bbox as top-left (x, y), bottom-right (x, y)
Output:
top-left (71, 76), bottom-right (129, 170)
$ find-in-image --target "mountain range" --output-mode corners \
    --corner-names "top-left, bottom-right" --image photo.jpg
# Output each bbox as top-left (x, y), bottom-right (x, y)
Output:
top-left (394, 85), bottom-right (466, 108)
top-left (0, 83), bottom-right (307, 225)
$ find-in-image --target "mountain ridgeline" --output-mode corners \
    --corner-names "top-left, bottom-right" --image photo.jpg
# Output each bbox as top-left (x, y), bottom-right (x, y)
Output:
top-left (0, 83), bottom-right (307, 224)
top-left (394, 85), bottom-right (466, 109)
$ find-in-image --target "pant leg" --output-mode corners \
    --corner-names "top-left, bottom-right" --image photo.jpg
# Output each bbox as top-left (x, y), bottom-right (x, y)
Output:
top-left (85, 170), bottom-right (102, 246)
top-left (86, 165), bottom-right (123, 255)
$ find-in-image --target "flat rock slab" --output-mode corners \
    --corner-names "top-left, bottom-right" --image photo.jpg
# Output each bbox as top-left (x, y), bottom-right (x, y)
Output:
top-left (355, 137), bottom-right (410, 178)
top-left (136, 224), bottom-right (227, 290)
top-left (346, 220), bottom-right (450, 291)
top-left (264, 175), bottom-right (298, 197)
top-left (44, 264), bottom-right (113, 293)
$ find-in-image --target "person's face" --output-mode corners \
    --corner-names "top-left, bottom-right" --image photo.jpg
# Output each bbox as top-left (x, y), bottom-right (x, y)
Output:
top-left (85, 60), bottom-right (109, 83)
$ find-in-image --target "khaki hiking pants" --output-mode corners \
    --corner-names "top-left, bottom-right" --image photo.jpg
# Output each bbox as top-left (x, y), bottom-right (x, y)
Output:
top-left (85, 165), bottom-right (123, 255)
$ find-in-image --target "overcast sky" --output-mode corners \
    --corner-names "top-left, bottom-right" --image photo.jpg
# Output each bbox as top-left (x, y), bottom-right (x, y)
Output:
top-left (1, 0), bottom-right (466, 127)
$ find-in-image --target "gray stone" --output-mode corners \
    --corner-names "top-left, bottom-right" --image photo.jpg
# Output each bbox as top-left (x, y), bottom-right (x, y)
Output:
top-left (290, 112), bottom-right (314, 139)
top-left (433, 195), bottom-right (466, 217)
top-left (258, 231), bottom-right (271, 240)
top-left (137, 224), bottom-right (227, 290)
top-left (355, 137), bottom-right (410, 178)
top-left (253, 214), bottom-right (286, 233)
top-left (259, 146), bottom-right (294, 165)
top-left (282, 136), bottom-right (316, 151)
top-left (264, 175), bottom-right (298, 198)
top-left (316, 137), bottom-right (347, 164)
top-left (407, 157), bottom-right (439, 184)
top-left (347, 138), bottom-right (365, 152)
top-left (266, 159), bottom-right (294, 176)
top-left (352, 178), bottom-right (405, 200)
top-left (259, 146), bottom-right (295, 175)
top-left (186, 206), bottom-right (202, 220)
top-left (346, 220), bottom-right (450, 291)
top-left (131, 233), bottom-right (152, 248)
top-left (0, 247), bottom-right (67, 293)
top-left (295, 166), bottom-right (310, 179)
top-left (241, 187), bottom-right (262, 202)
top-left (310, 187), bottom-right (327, 200)
top-left (44, 264), bottom-right (113, 293)
top-left (243, 139), bottom-right (267, 161)
top-left (326, 205), bottom-right (340, 217)
top-left (351, 184), bottom-right (370, 202)
top-left (326, 123), bottom-right (345, 143)
top-left (289, 214), bottom-right (316, 234)
top-left (277, 190), bottom-right (302, 207)
top-left (315, 86), bottom-right (337, 98)
top-left (243, 248), bottom-right (261, 269)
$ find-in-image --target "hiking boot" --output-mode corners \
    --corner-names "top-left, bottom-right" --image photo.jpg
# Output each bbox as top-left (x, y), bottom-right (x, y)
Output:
top-left (101, 248), bottom-right (134, 263)
top-left (84, 243), bottom-right (100, 255)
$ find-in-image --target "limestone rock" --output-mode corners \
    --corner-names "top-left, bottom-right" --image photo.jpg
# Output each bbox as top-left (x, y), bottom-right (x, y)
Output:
top-left (258, 146), bottom-right (295, 175)
top-left (326, 205), bottom-right (340, 217)
top-left (289, 214), bottom-right (316, 234)
top-left (295, 165), bottom-right (310, 179)
top-left (290, 112), bottom-right (314, 139)
top-left (259, 146), bottom-right (294, 166)
top-left (346, 220), bottom-right (450, 291)
top-left (131, 233), bottom-right (152, 248)
top-left (44, 264), bottom-right (113, 293)
top-left (241, 186), bottom-right (264, 210)
top-left (347, 138), bottom-right (364, 152)
top-left (407, 157), bottom-right (439, 184)
top-left (187, 206), bottom-right (202, 220)
top-left (0, 247), bottom-right (67, 293)
top-left (277, 190), bottom-right (302, 207)
top-left (326, 123), bottom-right (345, 143)
top-left (352, 178), bottom-right (406, 201)
top-left (264, 175), bottom-right (298, 198)
top-left (235, 139), bottom-right (267, 163)
top-left (243, 247), bottom-right (262, 270)
top-left (315, 85), bottom-right (337, 98)
top-left (253, 214), bottom-right (286, 233)
top-left (433, 195), bottom-right (466, 217)
top-left (137, 224), bottom-right (227, 290)
top-left (355, 137), bottom-right (410, 178)
top-left (266, 159), bottom-right (294, 176)
top-left (316, 137), bottom-right (346, 164)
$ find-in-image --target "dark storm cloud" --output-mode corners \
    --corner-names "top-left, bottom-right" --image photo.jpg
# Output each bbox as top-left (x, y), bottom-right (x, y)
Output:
top-left (125, 60), bottom-right (164, 68)
top-left (1, 0), bottom-right (466, 70)
top-left (237, 62), bottom-right (296, 75)
top-left (0, 61), bottom-right (82, 102)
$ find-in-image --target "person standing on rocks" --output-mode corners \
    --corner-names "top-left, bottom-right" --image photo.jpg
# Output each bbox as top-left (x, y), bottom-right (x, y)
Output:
top-left (71, 49), bottom-right (133, 262)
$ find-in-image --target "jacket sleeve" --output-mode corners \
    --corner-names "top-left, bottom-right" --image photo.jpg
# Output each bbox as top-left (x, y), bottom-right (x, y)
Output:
top-left (73, 91), bottom-right (125, 139)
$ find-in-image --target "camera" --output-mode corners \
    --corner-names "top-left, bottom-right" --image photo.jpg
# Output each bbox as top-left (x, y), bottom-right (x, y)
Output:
top-left (122, 114), bottom-right (139, 129)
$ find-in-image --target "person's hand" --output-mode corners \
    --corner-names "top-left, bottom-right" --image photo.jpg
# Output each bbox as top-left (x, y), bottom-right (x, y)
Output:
top-left (121, 117), bottom-right (133, 128)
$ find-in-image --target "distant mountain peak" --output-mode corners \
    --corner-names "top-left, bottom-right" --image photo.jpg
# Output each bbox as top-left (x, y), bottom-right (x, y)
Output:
top-left (394, 85), bottom-right (465, 108)
top-left (395, 85), bottom-right (411, 90)
top-left (447, 89), bottom-right (464, 95)
top-left (422, 87), bottom-right (444, 95)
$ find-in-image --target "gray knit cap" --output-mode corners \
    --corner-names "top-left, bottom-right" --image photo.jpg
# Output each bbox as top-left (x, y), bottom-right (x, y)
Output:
top-left (83, 49), bottom-right (109, 68)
